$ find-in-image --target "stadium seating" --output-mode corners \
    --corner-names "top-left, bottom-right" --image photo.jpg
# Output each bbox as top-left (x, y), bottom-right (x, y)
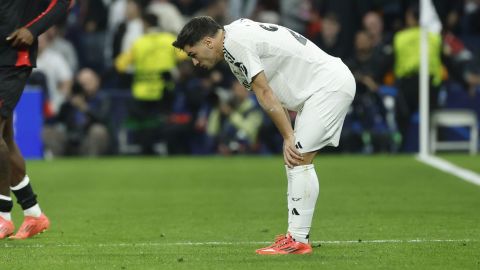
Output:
top-left (430, 109), bottom-right (478, 155)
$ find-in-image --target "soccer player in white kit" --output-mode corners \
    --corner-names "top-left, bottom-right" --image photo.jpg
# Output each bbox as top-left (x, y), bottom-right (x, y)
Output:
top-left (173, 16), bottom-right (356, 255)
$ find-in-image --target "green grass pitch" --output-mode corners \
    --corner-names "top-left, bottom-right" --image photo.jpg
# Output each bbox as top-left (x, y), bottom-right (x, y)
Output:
top-left (1, 155), bottom-right (479, 269)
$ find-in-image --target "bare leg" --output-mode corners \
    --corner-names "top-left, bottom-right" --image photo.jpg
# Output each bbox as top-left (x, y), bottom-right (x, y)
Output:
top-left (4, 114), bottom-right (48, 240)
top-left (3, 117), bottom-right (26, 187)
top-left (0, 117), bottom-right (11, 196)
top-left (4, 116), bottom-right (40, 215)
top-left (298, 151), bottom-right (318, 165)
top-left (0, 116), bottom-right (15, 238)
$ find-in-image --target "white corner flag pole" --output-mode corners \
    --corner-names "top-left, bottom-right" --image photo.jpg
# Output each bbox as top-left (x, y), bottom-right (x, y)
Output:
top-left (417, 1), bottom-right (480, 186)
top-left (419, 0), bottom-right (442, 158)
top-left (419, 22), bottom-right (429, 158)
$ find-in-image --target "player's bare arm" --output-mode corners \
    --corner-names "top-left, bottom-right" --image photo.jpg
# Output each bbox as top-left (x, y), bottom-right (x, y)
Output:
top-left (251, 71), bottom-right (303, 168)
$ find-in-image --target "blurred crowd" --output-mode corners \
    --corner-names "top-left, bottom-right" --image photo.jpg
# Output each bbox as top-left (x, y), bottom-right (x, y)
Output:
top-left (28, 0), bottom-right (480, 157)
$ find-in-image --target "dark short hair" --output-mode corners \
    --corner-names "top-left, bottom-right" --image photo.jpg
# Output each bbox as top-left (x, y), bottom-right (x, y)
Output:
top-left (172, 16), bottom-right (223, 49)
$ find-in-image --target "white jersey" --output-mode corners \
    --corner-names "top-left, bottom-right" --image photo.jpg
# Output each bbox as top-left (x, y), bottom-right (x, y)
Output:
top-left (223, 19), bottom-right (351, 111)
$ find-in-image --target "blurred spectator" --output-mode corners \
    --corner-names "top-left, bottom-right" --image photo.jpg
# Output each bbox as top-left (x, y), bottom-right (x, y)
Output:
top-left (462, 0), bottom-right (480, 36)
top-left (347, 31), bottom-right (383, 94)
top-left (279, 0), bottom-right (311, 35)
top-left (121, 0), bottom-right (144, 53)
top-left (80, 0), bottom-right (109, 33)
top-left (206, 81), bottom-right (263, 155)
top-left (172, 0), bottom-right (207, 17)
top-left (77, 0), bottom-right (109, 72)
top-left (228, 0), bottom-right (258, 21)
top-left (34, 33), bottom-right (73, 117)
top-left (312, 13), bottom-right (349, 60)
top-left (362, 11), bottom-right (393, 74)
top-left (108, 0), bottom-right (128, 32)
top-left (43, 68), bottom-right (111, 157)
top-left (442, 8), bottom-right (480, 96)
top-left (109, 0), bottom-right (145, 88)
top-left (106, 0), bottom-right (128, 66)
top-left (162, 61), bottom-right (211, 154)
top-left (379, 0), bottom-right (404, 34)
top-left (256, 10), bottom-right (280, 25)
top-left (112, 0), bottom-right (144, 60)
top-left (314, 0), bottom-right (370, 60)
top-left (305, 6), bottom-right (322, 40)
top-left (45, 25), bottom-right (79, 72)
top-left (255, 0), bottom-right (279, 14)
top-left (345, 30), bottom-right (391, 152)
top-left (194, 0), bottom-right (230, 26)
top-left (147, 0), bottom-right (185, 34)
top-left (393, 4), bottom-right (442, 151)
top-left (115, 13), bottom-right (187, 154)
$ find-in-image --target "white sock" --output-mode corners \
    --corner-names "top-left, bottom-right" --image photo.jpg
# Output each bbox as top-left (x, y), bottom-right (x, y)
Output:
top-left (24, 204), bottom-right (42, 218)
top-left (286, 164), bottom-right (319, 243)
top-left (286, 166), bottom-right (292, 233)
top-left (0, 195), bottom-right (12, 221)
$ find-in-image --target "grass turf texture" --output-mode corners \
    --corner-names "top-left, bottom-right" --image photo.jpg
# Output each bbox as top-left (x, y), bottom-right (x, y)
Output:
top-left (439, 153), bottom-right (480, 173)
top-left (1, 155), bottom-right (479, 269)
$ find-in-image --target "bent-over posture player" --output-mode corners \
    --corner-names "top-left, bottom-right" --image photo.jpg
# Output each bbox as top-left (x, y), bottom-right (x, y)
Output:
top-left (173, 16), bottom-right (355, 254)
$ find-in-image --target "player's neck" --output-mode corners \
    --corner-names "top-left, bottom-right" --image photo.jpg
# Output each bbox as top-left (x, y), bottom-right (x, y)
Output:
top-left (217, 29), bottom-right (226, 62)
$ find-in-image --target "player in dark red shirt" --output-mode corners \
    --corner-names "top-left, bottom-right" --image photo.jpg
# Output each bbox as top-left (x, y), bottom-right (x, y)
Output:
top-left (0, 0), bottom-right (71, 239)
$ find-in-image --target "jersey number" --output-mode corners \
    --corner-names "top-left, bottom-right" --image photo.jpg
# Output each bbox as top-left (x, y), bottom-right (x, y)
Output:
top-left (259, 24), bottom-right (307, 46)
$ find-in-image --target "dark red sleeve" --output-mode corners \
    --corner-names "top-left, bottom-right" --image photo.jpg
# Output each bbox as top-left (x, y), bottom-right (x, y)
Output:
top-left (25, 0), bottom-right (72, 37)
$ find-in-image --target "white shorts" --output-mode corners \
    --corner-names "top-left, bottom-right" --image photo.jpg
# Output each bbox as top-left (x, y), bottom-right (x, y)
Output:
top-left (293, 70), bottom-right (356, 153)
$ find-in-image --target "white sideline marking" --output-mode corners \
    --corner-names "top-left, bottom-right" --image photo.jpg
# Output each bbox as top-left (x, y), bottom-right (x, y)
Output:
top-left (1, 239), bottom-right (475, 249)
top-left (416, 154), bottom-right (480, 186)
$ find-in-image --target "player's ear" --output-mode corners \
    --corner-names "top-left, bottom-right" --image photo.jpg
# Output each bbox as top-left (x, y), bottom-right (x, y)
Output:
top-left (204, 37), bottom-right (214, 49)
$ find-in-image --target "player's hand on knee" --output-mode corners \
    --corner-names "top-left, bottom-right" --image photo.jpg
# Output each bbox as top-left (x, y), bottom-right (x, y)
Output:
top-left (283, 139), bottom-right (303, 168)
top-left (7, 28), bottom-right (34, 48)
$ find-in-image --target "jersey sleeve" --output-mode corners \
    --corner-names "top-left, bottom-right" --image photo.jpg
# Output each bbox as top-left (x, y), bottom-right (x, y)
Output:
top-left (224, 38), bottom-right (263, 86)
top-left (25, 0), bottom-right (72, 37)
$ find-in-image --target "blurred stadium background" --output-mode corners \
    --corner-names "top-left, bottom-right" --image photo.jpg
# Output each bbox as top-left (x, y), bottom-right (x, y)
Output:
top-left (5, 0), bottom-right (480, 269)
top-left (13, 0), bottom-right (480, 158)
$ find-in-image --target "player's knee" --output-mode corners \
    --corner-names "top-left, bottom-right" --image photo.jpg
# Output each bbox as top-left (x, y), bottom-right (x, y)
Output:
top-left (297, 160), bottom-right (313, 166)
top-left (298, 151), bottom-right (317, 165)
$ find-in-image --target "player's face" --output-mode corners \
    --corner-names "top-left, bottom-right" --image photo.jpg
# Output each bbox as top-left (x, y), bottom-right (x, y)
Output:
top-left (184, 37), bottom-right (219, 69)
